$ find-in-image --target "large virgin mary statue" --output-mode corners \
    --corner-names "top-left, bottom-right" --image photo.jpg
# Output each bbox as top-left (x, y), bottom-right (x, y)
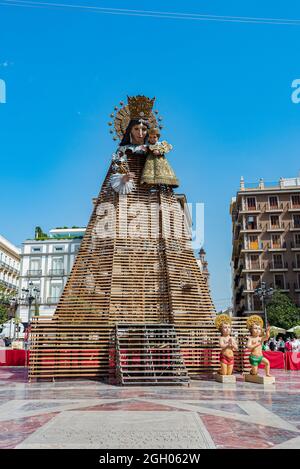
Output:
top-left (109, 95), bottom-right (179, 194)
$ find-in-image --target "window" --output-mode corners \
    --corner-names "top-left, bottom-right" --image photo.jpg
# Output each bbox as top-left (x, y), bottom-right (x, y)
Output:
top-left (270, 215), bottom-right (280, 228)
top-left (54, 246), bottom-right (64, 252)
top-left (293, 214), bottom-right (300, 228)
top-left (251, 274), bottom-right (261, 289)
top-left (296, 253), bottom-right (300, 269)
top-left (274, 274), bottom-right (285, 289)
top-left (31, 247), bottom-right (41, 253)
top-left (246, 216), bottom-right (257, 230)
top-left (50, 283), bottom-right (63, 300)
top-left (295, 234), bottom-right (300, 248)
top-left (292, 195), bottom-right (300, 208)
top-left (298, 273), bottom-right (300, 289)
top-left (29, 258), bottom-right (41, 272)
top-left (271, 234), bottom-right (281, 249)
top-left (252, 295), bottom-right (262, 311)
top-left (273, 254), bottom-right (283, 269)
top-left (250, 254), bottom-right (260, 269)
top-left (269, 196), bottom-right (278, 209)
top-left (50, 257), bottom-right (64, 275)
top-left (52, 257), bottom-right (64, 269)
top-left (248, 235), bottom-right (259, 250)
top-left (247, 197), bottom-right (256, 209)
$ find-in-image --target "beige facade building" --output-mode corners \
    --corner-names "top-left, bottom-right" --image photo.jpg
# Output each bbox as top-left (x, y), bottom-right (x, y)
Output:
top-left (18, 227), bottom-right (85, 322)
top-left (231, 175), bottom-right (300, 316)
top-left (0, 234), bottom-right (20, 295)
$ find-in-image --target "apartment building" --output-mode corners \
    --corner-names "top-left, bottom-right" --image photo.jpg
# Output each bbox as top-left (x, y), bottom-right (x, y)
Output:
top-left (0, 234), bottom-right (20, 295)
top-left (231, 175), bottom-right (300, 316)
top-left (18, 227), bottom-right (85, 322)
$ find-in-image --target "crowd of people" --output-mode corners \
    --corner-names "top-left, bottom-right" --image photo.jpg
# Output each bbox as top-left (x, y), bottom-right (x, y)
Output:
top-left (263, 336), bottom-right (300, 352)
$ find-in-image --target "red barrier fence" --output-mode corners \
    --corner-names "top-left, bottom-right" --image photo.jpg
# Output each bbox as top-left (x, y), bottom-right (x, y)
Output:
top-left (0, 349), bottom-right (29, 366)
top-left (1, 349), bottom-right (300, 370)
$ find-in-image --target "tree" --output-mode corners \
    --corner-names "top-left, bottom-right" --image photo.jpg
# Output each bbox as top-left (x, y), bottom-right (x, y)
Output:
top-left (266, 290), bottom-right (300, 330)
top-left (0, 285), bottom-right (17, 326)
top-left (0, 303), bottom-right (8, 326)
top-left (35, 226), bottom-right (47, 240)
top-left (0, 286), bottom-right (9, 325)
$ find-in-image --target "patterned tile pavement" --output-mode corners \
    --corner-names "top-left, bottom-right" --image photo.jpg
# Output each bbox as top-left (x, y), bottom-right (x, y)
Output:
top-left (1, 367), bottom-right (300, 449)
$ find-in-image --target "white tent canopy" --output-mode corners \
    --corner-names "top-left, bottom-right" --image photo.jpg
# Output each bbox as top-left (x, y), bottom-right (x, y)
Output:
top-left (270, 326), bottom-right (286, 333)
top-left (287, 326), bottom-right (300, 332)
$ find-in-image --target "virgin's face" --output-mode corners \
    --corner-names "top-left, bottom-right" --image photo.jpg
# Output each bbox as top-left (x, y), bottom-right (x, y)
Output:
top-left (130, 124), bottom-right (148, 144)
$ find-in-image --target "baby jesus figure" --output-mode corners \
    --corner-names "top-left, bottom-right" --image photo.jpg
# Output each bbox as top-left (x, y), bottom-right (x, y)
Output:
top-left (215, 314), bottom-right (238, 376)
top-left (246, 315), bottom-right (272, 377)
top-left (141, 127), bottom-right (179, 187)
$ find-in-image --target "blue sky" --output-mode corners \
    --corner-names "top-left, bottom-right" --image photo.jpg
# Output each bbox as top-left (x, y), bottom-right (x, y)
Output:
top-left (1, 0), bottom-right (300, 310)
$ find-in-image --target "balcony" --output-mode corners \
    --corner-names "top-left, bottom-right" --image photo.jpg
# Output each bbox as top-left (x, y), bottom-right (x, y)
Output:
top-left (240, 223), bottom-right (263, 233)
top-left (290, 221), bottom-right (300, 231)
top-left (292, 262), bottom-right (300, 271)
top-left (242, 262), bottom-right (267, 273)
top-left (291, 241), bottom-right (300, 250)
top-left (271, 282), bottom-right (290, 292)
top-left (294, 282), bottom-right (300, 292)
top-left (266, 222), bottom-right (289, 232)
top-left (288, 202), bottom-right (300, 212)
top-left (0, 279), bottom-right (17, 291)
top-left (48, 269), bottom-right (65, 276)
top-left (27, 270), bottom-right (42, 277)
top-left (238, 204), bottom-right (261, 215)
top-left (0, 261), bottom-right (19, 274)
top-left (46, 297), bottom-right (60, 305)
top-left (241, 242), bottom-right (264, 252)
top-left (269, 261), bottom-right (289, 272)
top-left (268, 241), bottom-right (287, 252)
top-left (243, 283), bottom-right (261, 293)
top-left (264, 202), bottom-right (287, 213)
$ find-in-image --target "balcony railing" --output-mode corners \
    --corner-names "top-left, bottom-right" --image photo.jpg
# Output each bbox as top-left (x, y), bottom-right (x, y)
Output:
top-left (245, 262), bottom-right (267, 270)
top-left (46, 297), bottom-right (60, 305)
top-left (0, 260), bottom-right (19, 274)
top-left (242, 223), bottom-right (263, 231)
top-left (244, 242), bottom-right (264, 250)
top-left (0, 279), bottom-right (17, 290)
top-left (292, 220), bottom-right (300, 229)
top-left (291, 241), bottom-right (300, 249)
top-left (27, 270), bottom-right (42, 276)
top-left (271, 282), bottom-right (290, 290)
top-left (270, 261), bottom-right (288, 270)
top-left (289, 202), bottom-right (300, 210)
top-left (268, 223), bottom-right (284, 230)
top-left (268, 241), bottom-right (287, 249)
top-left (48, 269), bottom-right (65, 276)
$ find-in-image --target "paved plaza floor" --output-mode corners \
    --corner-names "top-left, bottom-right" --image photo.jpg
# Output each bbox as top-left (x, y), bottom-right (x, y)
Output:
top-left (1, 368), bottom-right (300, 449)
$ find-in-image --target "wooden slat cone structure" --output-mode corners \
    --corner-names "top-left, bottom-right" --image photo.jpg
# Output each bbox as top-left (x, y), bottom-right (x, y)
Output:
top-left (29, 99), bottom-right (249, 382)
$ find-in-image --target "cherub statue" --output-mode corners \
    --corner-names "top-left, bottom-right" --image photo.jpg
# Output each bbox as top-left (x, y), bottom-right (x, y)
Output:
top-left (141, 127), bottom-right (179, 187)
top-left (246, 315), bottom-right (271, 377)
top-left (215, 314), bottom-right (238, 376)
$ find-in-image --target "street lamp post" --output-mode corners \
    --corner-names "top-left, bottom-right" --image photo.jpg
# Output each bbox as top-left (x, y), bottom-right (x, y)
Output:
top-left (254, 282), bottom-right (274, 327)
top-left (8, 297), bottom-right (18, 340)
top-left (22, 282), bottom-right (40, 324)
